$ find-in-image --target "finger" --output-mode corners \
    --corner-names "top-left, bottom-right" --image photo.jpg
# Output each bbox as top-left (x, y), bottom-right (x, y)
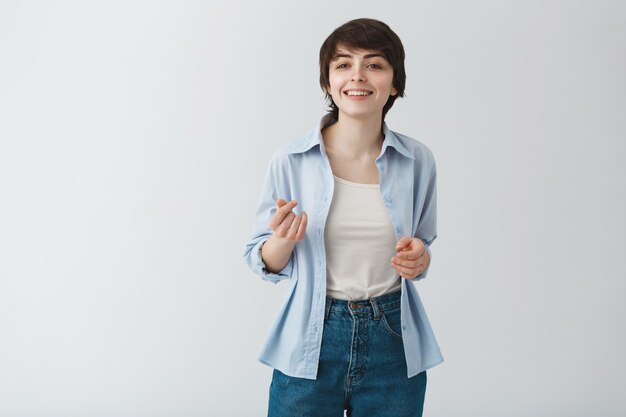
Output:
top-left (398, 239), bottom-right (426, 255)
top-left (278, 199), bottom-right (297, 211)
top-left (274, 211), bottom-right (296, 237)
top-left (295, 211), bottom-right (308, 240)
top-left (391, 256), bottom-right (419, 268)
top-left (395, 250), bottom-right (425, 261)
top-left (392, 264), bottom-right (419, 279)
top-left (392, 253), bottom-right (426, 270)
top-left (285, 213), bottom-right (303, 240)
top-left (391, 262), bottom-right (420, 279)
top-left (269, 200), bottom-right (298, 229)
top-left (393, 251), bottom-right (421, 261)
top-left (393, 256), bottom-right (425, 272)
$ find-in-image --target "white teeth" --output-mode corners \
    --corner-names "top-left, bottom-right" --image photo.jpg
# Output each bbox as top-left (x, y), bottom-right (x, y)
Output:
top-left (346, 90), bottom-right (371, 96)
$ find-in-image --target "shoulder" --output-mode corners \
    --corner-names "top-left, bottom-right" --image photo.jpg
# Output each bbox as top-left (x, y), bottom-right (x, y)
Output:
top-left (265, 125), bottom-right (320, 174)
top-left (272, 124), bottom-right (321, 161)
top-left (268, 114), bottom-right (333, 163)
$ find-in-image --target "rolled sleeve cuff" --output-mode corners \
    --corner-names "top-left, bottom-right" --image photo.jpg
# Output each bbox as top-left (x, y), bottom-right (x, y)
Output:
top-left (251, 239), bottom-right (293, 284)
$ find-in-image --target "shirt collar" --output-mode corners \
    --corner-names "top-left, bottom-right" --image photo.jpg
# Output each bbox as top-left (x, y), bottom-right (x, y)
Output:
top-left (380, 122), bottom-right (415, 160)
top-left (286, 114), bottom-right (415, 160)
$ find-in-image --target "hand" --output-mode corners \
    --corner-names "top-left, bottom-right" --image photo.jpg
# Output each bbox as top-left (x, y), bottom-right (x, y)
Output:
top-left (268, 198), bottom-right (308, 242)
top-left (391, 237), bottom-right (430, 279)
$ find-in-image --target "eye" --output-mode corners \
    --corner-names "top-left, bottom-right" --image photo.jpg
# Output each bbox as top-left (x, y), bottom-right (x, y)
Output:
top-left (367, 63), bottom-right (383, 69)
top-left (335, 63), bottom-right (349, 69)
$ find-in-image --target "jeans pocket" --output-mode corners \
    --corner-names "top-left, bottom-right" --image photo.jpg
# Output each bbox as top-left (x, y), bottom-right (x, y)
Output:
top-left (380, 307), bottom-right (403, 341)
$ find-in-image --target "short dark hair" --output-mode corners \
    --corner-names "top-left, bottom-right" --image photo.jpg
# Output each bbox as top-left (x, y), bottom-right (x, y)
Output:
top-left (319, 18), bottom-right (406, 121)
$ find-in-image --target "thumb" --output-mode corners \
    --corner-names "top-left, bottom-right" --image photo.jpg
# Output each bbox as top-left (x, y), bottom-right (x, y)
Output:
top-left (276, 198), bottom-right (288, 207)
top-left (395, 236), bottom-right (413, 251)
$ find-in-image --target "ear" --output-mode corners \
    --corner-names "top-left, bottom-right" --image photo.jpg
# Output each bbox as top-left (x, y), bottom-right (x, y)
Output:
top-left (391, 87), bottom-right (398, 96)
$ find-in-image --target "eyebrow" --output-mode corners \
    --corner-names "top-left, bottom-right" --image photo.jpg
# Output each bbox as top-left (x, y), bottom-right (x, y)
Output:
top-left (331, 52), bottom-right (385, 61)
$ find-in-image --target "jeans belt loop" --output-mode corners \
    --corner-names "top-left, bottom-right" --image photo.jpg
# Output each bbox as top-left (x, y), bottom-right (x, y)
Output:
top-left (324, 296), bottom-right (332, 320)
top-left (370, 297), bottom-right (381, 320)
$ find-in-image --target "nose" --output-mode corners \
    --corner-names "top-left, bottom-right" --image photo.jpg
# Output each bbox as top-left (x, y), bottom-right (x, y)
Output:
top-left (351, 66), bottom-right (366, 82)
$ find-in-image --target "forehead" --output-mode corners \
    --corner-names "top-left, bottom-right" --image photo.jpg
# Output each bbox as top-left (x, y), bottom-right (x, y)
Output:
top-left (332, 44), bottom-right (387, 59)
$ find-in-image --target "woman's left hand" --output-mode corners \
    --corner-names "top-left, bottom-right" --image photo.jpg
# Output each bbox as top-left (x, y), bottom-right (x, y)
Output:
top-left (391, 237), bottom-right (430, 279)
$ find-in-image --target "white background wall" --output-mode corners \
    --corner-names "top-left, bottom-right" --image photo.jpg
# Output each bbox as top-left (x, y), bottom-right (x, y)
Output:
top-left (1, 1), bottom-right (625, 416)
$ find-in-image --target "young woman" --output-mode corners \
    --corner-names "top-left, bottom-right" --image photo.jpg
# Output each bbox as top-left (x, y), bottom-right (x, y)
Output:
top-left (244, 18), bottom-right (443, 417)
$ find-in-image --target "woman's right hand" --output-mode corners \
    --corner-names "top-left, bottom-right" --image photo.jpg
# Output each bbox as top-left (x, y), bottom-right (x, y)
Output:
top-left (269, 198), bottom-right (308, 241)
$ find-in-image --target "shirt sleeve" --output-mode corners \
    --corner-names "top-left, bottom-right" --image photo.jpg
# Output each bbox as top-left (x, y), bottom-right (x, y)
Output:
top-left (411, 159), bottom-right (437, 282)
top-left (242, 152), bottom-right (295, 284)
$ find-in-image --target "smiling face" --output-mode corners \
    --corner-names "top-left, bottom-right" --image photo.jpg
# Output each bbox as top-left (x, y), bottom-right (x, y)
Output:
top-left (326, 45), bottom-right (398, 121)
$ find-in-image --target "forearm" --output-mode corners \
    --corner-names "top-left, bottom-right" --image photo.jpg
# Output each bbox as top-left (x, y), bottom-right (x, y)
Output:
top-left (261, 234), bottom-right (297, 274)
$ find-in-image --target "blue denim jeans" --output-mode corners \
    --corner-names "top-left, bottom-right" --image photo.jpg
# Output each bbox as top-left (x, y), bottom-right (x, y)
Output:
top-left (268, 289), bottom-right (427, 417)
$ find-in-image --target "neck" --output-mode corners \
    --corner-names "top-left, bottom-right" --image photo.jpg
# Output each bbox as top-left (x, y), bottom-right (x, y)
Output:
top-left (323, 112), bottom-right (384, 159)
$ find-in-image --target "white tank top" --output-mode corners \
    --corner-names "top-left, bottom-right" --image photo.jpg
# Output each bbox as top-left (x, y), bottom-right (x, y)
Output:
top-left (324, 175), bottom-right (401, 300)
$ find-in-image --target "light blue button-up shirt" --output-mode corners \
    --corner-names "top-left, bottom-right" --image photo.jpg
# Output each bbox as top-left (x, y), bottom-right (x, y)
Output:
top-left (243, 114), bottom-right (443, 380)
